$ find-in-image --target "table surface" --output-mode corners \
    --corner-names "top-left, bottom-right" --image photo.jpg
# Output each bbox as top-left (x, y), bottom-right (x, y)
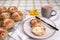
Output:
top-left (0, 0), bottom-right (60, 40)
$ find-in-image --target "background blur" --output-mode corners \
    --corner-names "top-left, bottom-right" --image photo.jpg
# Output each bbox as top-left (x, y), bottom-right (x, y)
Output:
top-left (0, 0), bottom-right (60, 11)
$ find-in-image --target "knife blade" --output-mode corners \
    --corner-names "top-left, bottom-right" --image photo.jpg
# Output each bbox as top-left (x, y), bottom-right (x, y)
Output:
top-left (35, 16), bottom-right (59, 31)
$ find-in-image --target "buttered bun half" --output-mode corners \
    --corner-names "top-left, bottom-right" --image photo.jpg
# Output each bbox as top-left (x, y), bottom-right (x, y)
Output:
top-left (32, 26), bottom-right (46, 36)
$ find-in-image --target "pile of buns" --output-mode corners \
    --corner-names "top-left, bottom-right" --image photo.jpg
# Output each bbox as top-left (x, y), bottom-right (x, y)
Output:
top-left (30, 19), bottom-right (46, 36)
top-left (0, 6), bottom-right (23, 40)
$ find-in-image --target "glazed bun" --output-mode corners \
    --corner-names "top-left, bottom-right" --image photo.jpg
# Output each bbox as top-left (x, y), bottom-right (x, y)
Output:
top-left (0, 27), bottom-right (8, 40)
top-left (8, 6), bottom-right (18, 13)
top-left (32, 26), bottom-right (46, 36)
top-left (0, 6), bottom-right (7, 13)
top-left (0, 12), bottom-right (10, 19)
top-left (11, 11), bottom-right (23, 21)
top-left (1, 19), bottom-right (15, 29)
top-left (30, 19), bottom-right (42, 27)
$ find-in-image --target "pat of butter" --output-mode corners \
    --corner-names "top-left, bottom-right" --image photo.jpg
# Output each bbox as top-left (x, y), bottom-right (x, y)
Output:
top-left (29, 8), bottom-right (39, 16)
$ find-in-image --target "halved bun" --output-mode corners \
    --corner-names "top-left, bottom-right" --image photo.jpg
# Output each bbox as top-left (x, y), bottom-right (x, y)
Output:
top-left (30, 19), bottom-right (42, 27)
top-left (32, 26), bottom-right (46, 36)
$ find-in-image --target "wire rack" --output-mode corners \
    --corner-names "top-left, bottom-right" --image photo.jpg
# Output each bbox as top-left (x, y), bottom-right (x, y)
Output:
top-left (0, 0), bottom-right (60, 40)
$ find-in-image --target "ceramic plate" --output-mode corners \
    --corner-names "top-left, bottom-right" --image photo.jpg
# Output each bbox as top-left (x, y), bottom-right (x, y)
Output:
top-left (23, 16), bottom-right (56, 39)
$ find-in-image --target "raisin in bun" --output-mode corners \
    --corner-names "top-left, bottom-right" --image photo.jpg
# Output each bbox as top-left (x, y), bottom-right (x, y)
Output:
top-left (0, 12), bottom-right (10, 19)
top-left (0, 6), bottom-right (7, 13)
top-left (11, 11), bottom-right (23, 21)
top-left (32, 26), bottom-right (46, 36)
top-left (1, 19), bottom-right (15, 29)
top-left (30, 19), bottom-right (42, 27)
top-left (8, 6), bottom-right (18, 13)
top-left (0, 27), bottom-right (8, 40)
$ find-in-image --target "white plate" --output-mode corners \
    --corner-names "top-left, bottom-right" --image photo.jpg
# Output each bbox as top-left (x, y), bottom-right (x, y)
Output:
top-left (23, 16), bottom-right (56, 39)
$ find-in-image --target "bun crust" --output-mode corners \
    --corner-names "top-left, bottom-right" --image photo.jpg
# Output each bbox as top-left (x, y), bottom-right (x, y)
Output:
top-left (11, 11), bottom-right (23, 21)
top-left (8, 6), bottom-right (18, 13)
top-left (0, 12), bottom-right (10, 19)
top-left (30, 19), bottom-right (42, 27)
top-left (0, 27), bottom-right (8, 39)
top-left (1, 19), bottom-right (14, 29)
top-left (0, 6), bottom-right (7, 13)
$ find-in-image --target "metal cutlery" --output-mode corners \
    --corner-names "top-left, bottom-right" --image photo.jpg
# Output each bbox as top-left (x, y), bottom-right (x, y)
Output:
top-left (35, 16), bottom-right (59, 31)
